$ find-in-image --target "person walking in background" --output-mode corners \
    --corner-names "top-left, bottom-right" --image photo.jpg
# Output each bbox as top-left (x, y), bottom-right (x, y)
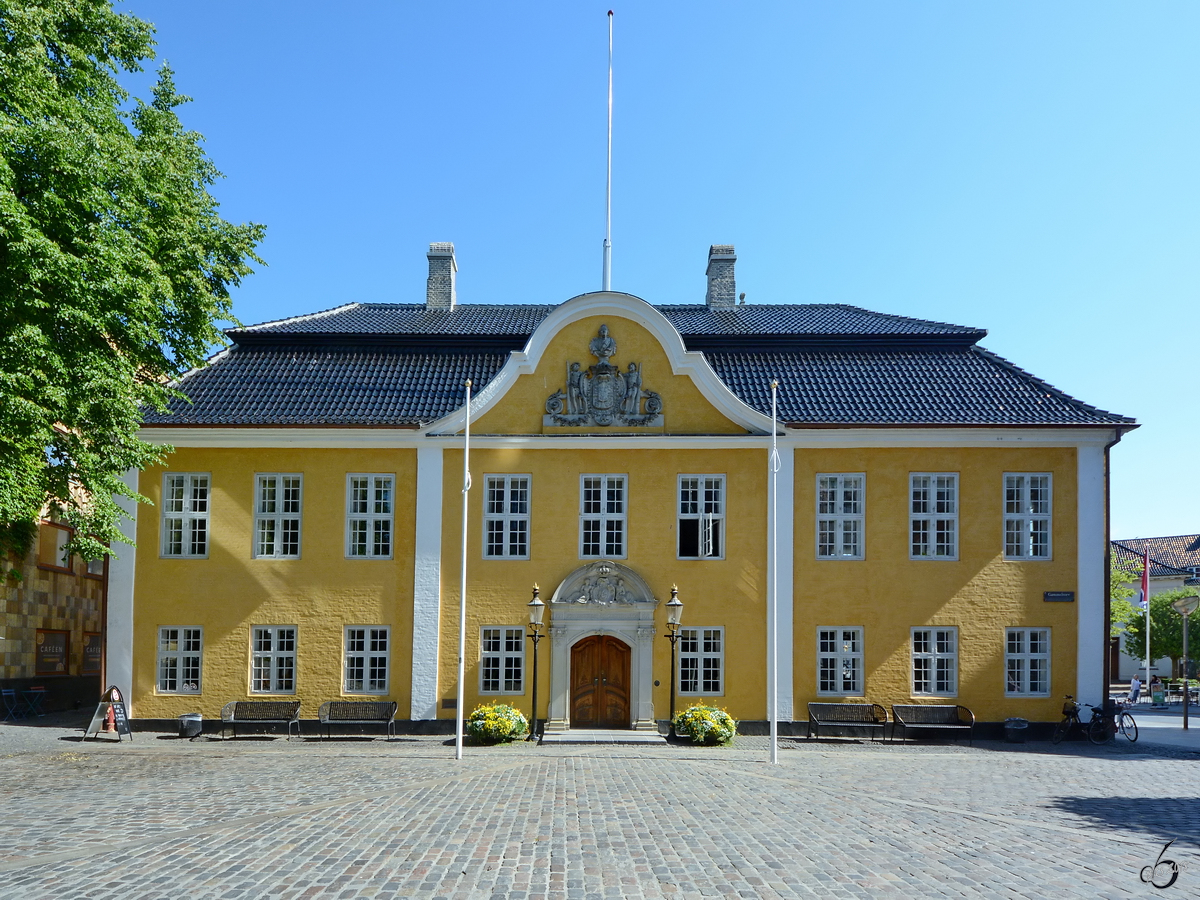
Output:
top-left (1129, 673), bottom-right (1142, 704)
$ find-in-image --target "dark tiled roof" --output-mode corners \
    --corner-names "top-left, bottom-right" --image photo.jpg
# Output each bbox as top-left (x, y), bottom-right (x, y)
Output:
top-left (143, 348), bottom-right (507, 426)
top-left (142, 301), bottom-right (1135, 429)
top-left (231, 302), bottom-right (984, 345)
top-left (705, 347), bottom-right (1132, 426)
top-left (657, 304), bottom-right (983, 339)
top-left (235, 303), bottom-right (555, 337)
top-left (1111, 542), bottom-right (1191, 578)
top-left (1112, 537), bottom-right (1200, 576)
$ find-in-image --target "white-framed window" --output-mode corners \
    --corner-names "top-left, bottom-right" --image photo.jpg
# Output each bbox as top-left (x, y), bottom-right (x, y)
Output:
top-left (484, 475), bottom-right (530, 559)
top-left (817, 627), bottom-right (863, 695)
top-left (347, 474), bottom-right (394, 559)
top-left (580, 474), bottom-right (626, 558)
top-left (251, 626), bottom-right (297, 694)
top-left (162, 473), bottom-right (210, 558)
top-left (157, 627), bottom-right (202, 693)
top-left (1006, 628), bottom-right (1051, 696)
top-left (344, 626), bottom-right (390, 694)
top-left (679, 627), bottom-right (724, 694)
top-left (678, 476), bottom-right (724, 559)
top-left (254, 474), bottom-right (302, 558)
top-left (1003, 473), bottom-right (1052, 560)
top-left (480, 626), bottom-right (524, 693)
top-left (910, 473), bottom-right (958, 559)
top-left (816, 474), bottom-right (864, 559)
top-left (911, 627), bottom-right (957, 696)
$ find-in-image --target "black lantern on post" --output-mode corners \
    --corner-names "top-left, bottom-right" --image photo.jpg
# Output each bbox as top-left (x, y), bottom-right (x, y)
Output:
top-left (663, 585), bottom-right (683, 737)
top-left (526, 585), bottom-right (545, 741)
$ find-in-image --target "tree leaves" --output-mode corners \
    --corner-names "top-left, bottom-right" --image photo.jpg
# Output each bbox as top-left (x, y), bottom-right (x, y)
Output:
top-left (0, 0), bottom-right (264, 568)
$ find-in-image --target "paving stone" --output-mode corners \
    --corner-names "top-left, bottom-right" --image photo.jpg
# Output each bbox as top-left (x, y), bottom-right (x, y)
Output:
top-left (1, 722), bottom-right (1198, 897)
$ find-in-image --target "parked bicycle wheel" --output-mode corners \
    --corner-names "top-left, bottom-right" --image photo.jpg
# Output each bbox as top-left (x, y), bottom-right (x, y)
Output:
top-left (1118, 712), bottom-right (1138, 743)
top-left (1051, 716), bottom-right (1072, 744)
top-left (1087, 716), bottom-right (1109, 744)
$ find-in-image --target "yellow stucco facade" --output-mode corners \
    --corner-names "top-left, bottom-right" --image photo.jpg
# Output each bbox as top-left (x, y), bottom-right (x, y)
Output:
top-left (133, 447), bottom-right (417, 719)
top-left (120, 295), bottom-right (1120, 731)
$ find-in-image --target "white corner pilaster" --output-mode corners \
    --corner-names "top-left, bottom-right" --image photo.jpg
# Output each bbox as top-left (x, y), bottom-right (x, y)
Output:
top-left (1077, 443), bottom-right (1106, 702)
top-left (768, 446), bottom-right (796, 720)
top-left (106, 469), bottom-right (138, 714)
top-left (410, 446), bottom-right (444, 720)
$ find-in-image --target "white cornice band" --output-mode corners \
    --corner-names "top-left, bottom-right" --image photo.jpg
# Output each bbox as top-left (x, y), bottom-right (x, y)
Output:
top-left (140, 426), bottom-right (1125, 451)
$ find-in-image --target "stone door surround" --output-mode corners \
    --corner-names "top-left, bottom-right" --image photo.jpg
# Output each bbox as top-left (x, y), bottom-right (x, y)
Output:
top-left (544, 560), bottom-right (660, 732)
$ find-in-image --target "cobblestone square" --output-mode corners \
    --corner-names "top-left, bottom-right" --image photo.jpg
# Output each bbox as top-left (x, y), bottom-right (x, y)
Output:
top-left (3, 715), bottom-right (1199, 898)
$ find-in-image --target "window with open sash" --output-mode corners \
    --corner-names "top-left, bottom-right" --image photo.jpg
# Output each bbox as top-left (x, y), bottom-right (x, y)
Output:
top-left (678, 476), bottom-right (724, 559)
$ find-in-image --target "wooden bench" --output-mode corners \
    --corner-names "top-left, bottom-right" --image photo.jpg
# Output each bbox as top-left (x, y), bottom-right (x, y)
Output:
top-left (807, 702), bottom-right (888, 741)
top-left (318, 700), bottom-right (398, 740)
top-left (220, 700), bottom-right (302, 740)
top-left (891, 704), bottom-right (975, 745)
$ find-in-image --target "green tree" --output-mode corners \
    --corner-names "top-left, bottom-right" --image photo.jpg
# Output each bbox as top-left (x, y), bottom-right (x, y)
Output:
top-left (0, 0), bottom-right (264, 570)
top-left (1123, 588), bottom-right (1200, 676)
top-left (1109, 557), bottom-right (1141, 639)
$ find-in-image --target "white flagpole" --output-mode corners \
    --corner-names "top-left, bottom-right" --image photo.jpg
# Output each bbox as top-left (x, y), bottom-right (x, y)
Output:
top-left (455, 379), bottom-right (473, 760)
top-left (602, 9), bottom-right (613, 291)
top-left (1145, 550), bottom-right (1151, 694)
top-left (769, 380), bottom-right (780, 765)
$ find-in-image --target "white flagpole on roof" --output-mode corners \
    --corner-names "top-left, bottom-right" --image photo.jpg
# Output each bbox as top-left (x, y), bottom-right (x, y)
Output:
top-left (455, 379), bottom-right (473, 760)
top-left (769, 380), bottom-right (780, 765)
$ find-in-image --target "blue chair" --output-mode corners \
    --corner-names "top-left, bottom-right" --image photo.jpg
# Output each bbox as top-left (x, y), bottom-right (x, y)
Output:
top-left (2, 688), bottom-right (24, 721)
top-left (23, 686), bottom-right (46, 717)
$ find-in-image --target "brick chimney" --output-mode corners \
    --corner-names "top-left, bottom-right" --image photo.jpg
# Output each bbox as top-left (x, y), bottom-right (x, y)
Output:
top-left (426, 242), bottom-right (457, 310)
top-left (705, 245), bottom-right (736, 308)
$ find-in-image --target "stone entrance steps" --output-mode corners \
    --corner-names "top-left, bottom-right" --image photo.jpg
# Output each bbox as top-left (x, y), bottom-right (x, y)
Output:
top-left (539, 729), bottom-right (667, 745)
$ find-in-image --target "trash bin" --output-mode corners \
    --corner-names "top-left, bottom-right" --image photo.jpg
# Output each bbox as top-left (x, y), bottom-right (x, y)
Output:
top-left (1004, 717), bottom-right (1028, 743)
top-left (179, 713), bottom-right (202, 739)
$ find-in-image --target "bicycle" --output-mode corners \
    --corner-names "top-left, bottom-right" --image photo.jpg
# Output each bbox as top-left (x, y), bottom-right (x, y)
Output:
top-left (1051, 695), bottom-right (1120, 745)
top-left (1096, 702), bottom-right (1138, 744)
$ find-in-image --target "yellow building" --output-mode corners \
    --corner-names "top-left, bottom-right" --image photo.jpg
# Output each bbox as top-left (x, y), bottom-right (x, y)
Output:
top-left (110, 244), bottom-right (1135, 732)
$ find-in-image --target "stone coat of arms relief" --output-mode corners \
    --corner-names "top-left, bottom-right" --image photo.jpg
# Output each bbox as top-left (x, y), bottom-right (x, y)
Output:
top-left (543, 325), bottom-right (664, 426)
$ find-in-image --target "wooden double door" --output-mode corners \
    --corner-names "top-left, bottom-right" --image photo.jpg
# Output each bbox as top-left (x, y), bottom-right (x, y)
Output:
top-left (570, 635), bottom-right (631, 728)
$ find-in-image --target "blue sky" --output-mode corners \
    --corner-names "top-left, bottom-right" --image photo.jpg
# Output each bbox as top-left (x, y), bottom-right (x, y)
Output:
top-left (121, 2), bottom-right (1199, 540)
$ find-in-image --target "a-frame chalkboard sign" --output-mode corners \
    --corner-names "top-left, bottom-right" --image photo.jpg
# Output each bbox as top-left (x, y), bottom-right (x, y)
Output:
top-left (85, 685), bottom-right (133, 741)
